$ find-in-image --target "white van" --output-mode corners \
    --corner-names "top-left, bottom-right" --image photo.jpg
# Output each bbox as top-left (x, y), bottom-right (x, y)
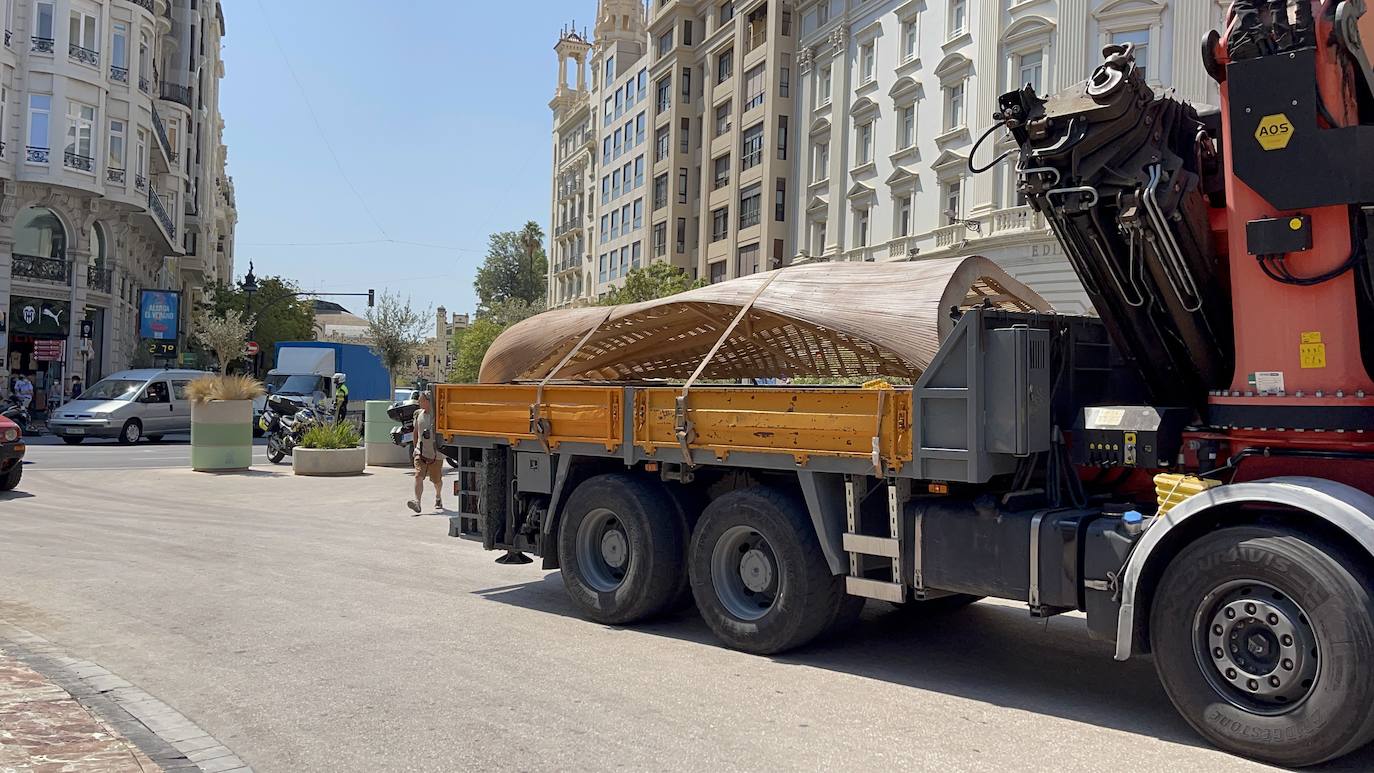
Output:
top-left (48, 368), bottom-right (208, 444)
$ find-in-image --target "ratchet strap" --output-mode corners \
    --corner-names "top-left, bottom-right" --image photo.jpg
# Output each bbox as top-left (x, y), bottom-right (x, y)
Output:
top-left (675, 273), bottom-right (780, 467)
top-left (530, 308), bottom-right (614, 453)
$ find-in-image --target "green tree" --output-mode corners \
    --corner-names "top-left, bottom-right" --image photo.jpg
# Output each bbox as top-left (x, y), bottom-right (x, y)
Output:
top-left (192, 308), bottom-right (255, 376)
top-left (208, 276), bottom-right (316, 366)
top-left (473, 221), bottom-right (547, 316)
top-left (598, 262), bottom-right (705, 305)
top-left (365, 292), bottom-right (430, 387)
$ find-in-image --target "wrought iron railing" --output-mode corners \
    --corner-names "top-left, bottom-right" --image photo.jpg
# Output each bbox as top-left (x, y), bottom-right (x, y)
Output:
top-left (69, 43), bottom-right (99, 67)
top-left (135, 173), bottom-right (148, 191)
top-left (138, 75), bottom-right (149, 93)
top-left (26, 146), bottom-right (49, 164)
top-left (63, 151), bottom-right (94, 172)
top-left (4, 30), bottom-right (10, 47)
top-left (148, 188), bottom-right (175, 238)
top-left (31, 36), bottom-right (53, 54)
top-left (151, 106), bottom-right (173, 161)
top-left (106, 167), bottom-right (126, 184)
top-left (87, 264), bottom-right (113, 294)
top-left (159, 82), bottom-right (193, 108)
top-left (133, 0), bottom-right (154, 12)
top-left (110, 65), bottom-right (128, 83)
top-left (13, 254), bottom-right (70, 284)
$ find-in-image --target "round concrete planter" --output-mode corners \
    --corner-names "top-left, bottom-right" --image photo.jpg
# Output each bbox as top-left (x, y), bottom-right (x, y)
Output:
top-left (292, 446), bottom-right (366, 477)
top-left (364, 400), bottom-right (410, 467)
top-left (190, 399), bottom-right (254, 472)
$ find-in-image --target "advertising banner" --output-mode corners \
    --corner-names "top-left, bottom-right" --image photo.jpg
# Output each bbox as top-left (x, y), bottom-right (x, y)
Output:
top-left (139, 290), bottom-right (180, 340)
top-left (9, 296), bottom-right (70, 336)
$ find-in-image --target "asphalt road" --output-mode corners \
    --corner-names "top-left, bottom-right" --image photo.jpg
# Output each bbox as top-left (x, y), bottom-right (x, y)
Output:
top-left (18, 433), bottom-right (272, 470)
top-left (3, 446), bottom-right (1372, 772)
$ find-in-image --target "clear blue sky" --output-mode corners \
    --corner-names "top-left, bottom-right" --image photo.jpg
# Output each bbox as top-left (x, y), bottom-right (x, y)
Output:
top-left (221, 0), bottom-right (593, 318)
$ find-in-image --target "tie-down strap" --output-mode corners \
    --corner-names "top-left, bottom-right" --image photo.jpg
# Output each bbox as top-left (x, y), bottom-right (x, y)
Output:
top-left (675, 273), bottom-right (781, 466)
top-left (530, 307), bottom-right (614, 452)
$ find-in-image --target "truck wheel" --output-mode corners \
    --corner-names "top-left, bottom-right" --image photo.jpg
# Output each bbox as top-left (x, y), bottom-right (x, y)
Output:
top-left (690, 486), bottom-right (846, 654)
top-left (1150, 526), bottom-right (1374, 767)
top-left (556, 474), bottom-right (686, 625)
top-left (0, 464), bottom-right (20, 492)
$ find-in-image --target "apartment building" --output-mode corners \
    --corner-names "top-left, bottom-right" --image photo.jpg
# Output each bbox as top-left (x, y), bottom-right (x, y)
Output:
top-left (789, 0), bottom-right (1226, 313)
top-left (548, 26), bottom-right (593, 308)
top-left (0, 0), bottom-right (235, 405)
top-left (592, 1), bottom-right (649, 296)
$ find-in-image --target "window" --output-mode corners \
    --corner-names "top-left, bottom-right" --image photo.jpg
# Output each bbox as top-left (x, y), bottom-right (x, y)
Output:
top-left (655, 125), bottom-right (670, 161)
top-left (613, 128), bottom-right (623, 158)
top-left (944, 179), bottom-right (963, 222)
top-left (112, 21), bottom-right (128, 71)
top-left (775, 177), bottom-right (786, 222)
top-left (610, 210), bottom-right (619, 239)
top-left (654, 173), bottom-right (668, 209)
top-left (675, 218), bottom-right (686, 253)
top-left (710, 261), bottom-right (726, 283)
top-left (33, 1), bottom-right (53, 42)
top-left (857, 122), bottom-right (873, 164)
top-left (812, 141), bottom-right (829, 182)
top-left (599, 253), bottom-right (608, 282)
top-left (615, 88), bottom-right (624, 118)
top-left (656, 29), bottom-right (674, 58)
top-left (779, 59), bottom-right (790, 98)
top-left (782, 10), bottom-right (792, 36)
top-left (896, 195), bottom-right (912, 237)
top-left (604, 97), bottom-right (613, 127)
top-left (612, 169), bottom-right (621, 199)
top-left (602, 175), bottom-right (610, 203)
top-left (719, 1), bottom-right (735, 25)
top-left (946, 80), bottom-right (966, 130)
top-left (633, 199), bottom-right (643, 228)
top-left (739, 185), bottom-right (761, 228)
top-left (135, 128), bottom-right (146, 182)
top-left (777, 116), bottom-right (788, 160)
top-left (682, 67), bottom-right (692, 101)
top-left (818, 64), bottom-right (832, 105)
top-left (656, 76), bottom-right (671, 112)
top-left (636, 113), bottom-right (646, 145)
top-left (899, 105), bottom-right (915, 148)
top-left (717, 49), bottom-right (734, 83)
top-left (603, 136), bottom-right (611, 163)
top-left (1017, 50), bottom-right (1044, 93)
top-left (950, 0), bottom-right (967, 38)
top-left (743, 63), bottom-right (766, 111)
top-left (634, 156), bottom-right (645, 188)
top-left (711, 207), bottom-right (729, 241)
top-left (902, 21), bottom-right (918, 63)
top-left (653, 222), bottom-right (667, 256)
top-left (680, 117), bottom-right (690, 154)
top-left (621, 204), bottom-right (630, 232)
top-left (713, 154), bottom-right (730, 189)
top-left (860, 42), bottom-right (876, 84)
top-left (26, 94), bottom-right (49, 158)
top-left (677, 168), bottom-right (688, 204)
top-left (605, 55), bottom-right (615, 82)
top-left (632, 242), bottom-right (642, 268)
top-left (817, 4), bottom-right (830, 25)
top-left (683, 19), bottom-right (693, 46)
top-left (638, 69), bottom-right (647, 95)
top-left (855, 207), bottom-right (870, 247)
top-left (741, 123), bottom-right (764, 170)
top-left (625, 78), bottom-right (635, 108)
top-left (1111, 29), bottom-right (1150, 81)
top-left (811, 220), bottom-right (827, 255)
top-left (600, 215), bottom-right (609, 243)
top-left (737, 242), bottom-right (759, 276)
top-left (714, 101), bottom-right (733, 137)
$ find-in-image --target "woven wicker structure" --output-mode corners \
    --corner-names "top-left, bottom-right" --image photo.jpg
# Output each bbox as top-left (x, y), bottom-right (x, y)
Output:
top-left (479, 256), bottom-right (1052, 384)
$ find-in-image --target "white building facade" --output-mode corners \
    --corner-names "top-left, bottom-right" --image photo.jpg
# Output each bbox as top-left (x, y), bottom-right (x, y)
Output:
top-left (0, 0), bottom-right (235, 406)
top-left (790, 0), bottom-right (1228, 313)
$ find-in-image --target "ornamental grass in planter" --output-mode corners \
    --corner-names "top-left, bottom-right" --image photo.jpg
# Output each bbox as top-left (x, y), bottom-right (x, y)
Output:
top-left (292, 421), bottom-right (366, 477)
top-left (188, 374), bottom-right (265, 472)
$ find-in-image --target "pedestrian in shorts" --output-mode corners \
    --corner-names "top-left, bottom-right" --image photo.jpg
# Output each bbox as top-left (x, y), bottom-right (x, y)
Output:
top-left (406, 390), bottom-right (444, 514)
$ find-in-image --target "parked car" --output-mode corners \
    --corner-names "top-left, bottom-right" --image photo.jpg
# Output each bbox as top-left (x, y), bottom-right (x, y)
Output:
top-left (0, 414), bottom-right (23, 491)
top-left (47, 368), bottom-right (207, 445)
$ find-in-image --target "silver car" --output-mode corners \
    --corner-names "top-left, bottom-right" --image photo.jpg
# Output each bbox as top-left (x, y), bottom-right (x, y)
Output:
top-left (48, 368), bottom-right (207, 445)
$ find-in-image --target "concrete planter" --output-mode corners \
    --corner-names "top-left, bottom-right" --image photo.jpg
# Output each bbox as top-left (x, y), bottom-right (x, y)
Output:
top-left (364, 399), bottom-right (410, 467)
top-left (190, 399), bottom-right (254, 472)
top-left (292, 446), bottom-right (366, 477)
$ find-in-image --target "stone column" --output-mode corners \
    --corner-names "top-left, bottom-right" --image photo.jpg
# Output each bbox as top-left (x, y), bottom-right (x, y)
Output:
top-left (825, 27), bottom-right (849, 257)
top-left (1056, 0), bottom-right (1090, 93)
top-left (1171, 1), bottom-right (1214, 103)
top-left (970, 0), bottom-right (1004, 215)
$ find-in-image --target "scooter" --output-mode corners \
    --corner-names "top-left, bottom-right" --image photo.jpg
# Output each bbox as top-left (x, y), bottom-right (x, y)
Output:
top-left (1, 396), bottom-right (34, 437)
top-left (387, 396), bottom-right (459, 468)
top-left (259, 394), bottom-right (319, 464)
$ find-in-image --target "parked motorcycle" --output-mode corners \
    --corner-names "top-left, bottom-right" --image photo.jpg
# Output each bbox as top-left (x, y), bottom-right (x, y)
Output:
top-left (1, 396), bottom-right (34, 437)
top-left (259, 394), bottom-right (319, 464)
top-left (387, 395), bottom-right (459, 468)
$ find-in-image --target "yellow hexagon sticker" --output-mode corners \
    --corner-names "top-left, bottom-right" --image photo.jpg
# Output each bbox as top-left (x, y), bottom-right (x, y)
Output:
top-left (1256, 114), bottom-right (1295, 151)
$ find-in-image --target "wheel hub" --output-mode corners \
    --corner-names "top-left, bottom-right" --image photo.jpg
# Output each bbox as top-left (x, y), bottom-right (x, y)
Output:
top-left (573, 509), bottom-right (629, 593)
top-left (1197, 583), bottom-right (1320, 714)
top-left (739, 549), bottom-right (774, 593)
top-left (601, 530), bottom-right (628, 569)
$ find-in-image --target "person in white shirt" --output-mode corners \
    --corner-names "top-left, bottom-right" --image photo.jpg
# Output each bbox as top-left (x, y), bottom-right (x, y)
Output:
top-left (12, 374), bottom-right (32, 410)
top-left (406, 391), bottom-right (444, 515)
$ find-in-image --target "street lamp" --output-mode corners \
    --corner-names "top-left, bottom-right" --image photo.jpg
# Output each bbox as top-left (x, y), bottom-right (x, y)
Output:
top-left (241, 261), bottom-right (258, 375)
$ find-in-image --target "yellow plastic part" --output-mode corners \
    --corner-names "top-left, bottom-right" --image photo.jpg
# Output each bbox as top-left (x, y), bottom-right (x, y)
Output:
top-left (1154, 473), bottom-right (1223, 515)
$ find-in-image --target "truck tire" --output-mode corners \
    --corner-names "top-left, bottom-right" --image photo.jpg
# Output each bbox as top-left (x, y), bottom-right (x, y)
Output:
top-left (1150, 526), bottom-right (1374, 767)
top-left (556, 474), bottom-right (686, 626)
top-left (690, 486), bottom-right (846, 654)
top-left (0, 463), bottom-right (20, 492)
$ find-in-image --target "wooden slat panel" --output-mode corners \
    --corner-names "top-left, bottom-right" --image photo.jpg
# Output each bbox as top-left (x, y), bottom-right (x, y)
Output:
top-left (435, 384), bottom-right (622, 450)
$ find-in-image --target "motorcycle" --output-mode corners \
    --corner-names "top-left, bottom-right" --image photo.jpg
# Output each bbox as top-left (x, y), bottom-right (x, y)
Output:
top-left (259, 394), bottom-right (320, 464)
top-left (387, 395), bottom-right (459, 468)
top-left (1, 396), bottom-right (34, 437)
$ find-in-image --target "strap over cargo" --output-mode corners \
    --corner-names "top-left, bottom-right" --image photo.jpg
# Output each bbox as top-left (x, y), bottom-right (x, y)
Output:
top-left (479, 256), bottom-right (1052, 384)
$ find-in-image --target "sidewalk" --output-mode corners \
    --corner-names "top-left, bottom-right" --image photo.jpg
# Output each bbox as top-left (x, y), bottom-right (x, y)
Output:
top-left (0, 646), bottom-right (159, 772)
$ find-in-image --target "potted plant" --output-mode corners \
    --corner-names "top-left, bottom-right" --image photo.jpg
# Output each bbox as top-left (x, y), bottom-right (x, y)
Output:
top-left (187, 373), bottom-right (265, 472)
top-left (292, 421), bottom-right (366, 477)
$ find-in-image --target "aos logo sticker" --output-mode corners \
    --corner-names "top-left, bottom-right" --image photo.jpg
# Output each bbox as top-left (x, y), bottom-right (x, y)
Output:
top-left (1255, 113), bottom-right (1294, 151)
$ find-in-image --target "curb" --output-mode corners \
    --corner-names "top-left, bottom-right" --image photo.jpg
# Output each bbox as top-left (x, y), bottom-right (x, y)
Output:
top-left (0, 621), bottom-right (253, 773)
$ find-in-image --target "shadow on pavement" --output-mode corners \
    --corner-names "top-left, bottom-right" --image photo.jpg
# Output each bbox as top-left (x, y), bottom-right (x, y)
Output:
top-left (0, 490), bottom-right (36, 502)
top-left (475, 573), bottom-right (1374, 769)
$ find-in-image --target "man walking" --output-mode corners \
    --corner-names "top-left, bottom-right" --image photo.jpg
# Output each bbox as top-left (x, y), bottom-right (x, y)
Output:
top-left (406, 390), bottom-right (443, 515)
top-left (12, 373), bottom-right (32, 410)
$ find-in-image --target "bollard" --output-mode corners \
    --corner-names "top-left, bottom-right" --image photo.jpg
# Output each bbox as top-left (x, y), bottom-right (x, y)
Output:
top-left (365, 400), bottom-right (410, 467)
top-left (191, 399), bottom-right (254, 472)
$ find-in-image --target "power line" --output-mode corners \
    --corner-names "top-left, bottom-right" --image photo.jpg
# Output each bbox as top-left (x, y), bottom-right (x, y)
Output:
top-left (239, 237), bottom-right (484, 253)
top-left (253, 0), bottom-right (393, 241)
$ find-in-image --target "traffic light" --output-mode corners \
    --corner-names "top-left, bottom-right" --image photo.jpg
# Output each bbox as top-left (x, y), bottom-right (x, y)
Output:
top-left (367, 289), bottom-right (375, 307)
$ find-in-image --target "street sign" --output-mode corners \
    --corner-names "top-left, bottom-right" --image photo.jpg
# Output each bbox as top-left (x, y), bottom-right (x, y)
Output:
top-left (34, 339), bottom-right (65, 361)
top-left (245, 341), bottom-right (260, 356)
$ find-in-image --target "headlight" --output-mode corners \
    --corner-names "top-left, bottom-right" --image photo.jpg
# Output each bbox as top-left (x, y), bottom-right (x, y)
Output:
top-left (87, 411), bottom-right (110, 418)
top-left (2, 428), bottom-right (16, 443)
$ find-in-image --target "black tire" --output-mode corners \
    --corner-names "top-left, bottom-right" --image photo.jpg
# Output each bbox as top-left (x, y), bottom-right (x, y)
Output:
top-left (556, 474), bottom-right (687, 625)
top-left (117, 419), bottom-right (141, 445)
top-left (61, 436), bottom-right (84, 445)
top-left (266, 435), bottom-right (286, 465)
top-left (0, 464), bottom-right (20, 492)
top-left (1150, 526), bottom-right (1374, 767)
top-left (690, 486), bottom-right (847, 655)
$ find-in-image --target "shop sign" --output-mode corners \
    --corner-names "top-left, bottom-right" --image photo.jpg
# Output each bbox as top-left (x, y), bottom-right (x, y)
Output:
top-left (9, 297), bottom-right (70, 336)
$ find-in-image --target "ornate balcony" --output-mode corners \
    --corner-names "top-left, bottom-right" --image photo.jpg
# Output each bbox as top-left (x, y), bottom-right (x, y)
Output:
top-left (148, 188), bottom-right (175, 239)
top-left (132, 0), bottom-right (155, 12)
top-left (106, 167), bottom-right (126, 184)
top-left (87, 264), bottom-right (113, 294)
top-left (4, 30), bottom-right (10, 47)
top-left (159, 82), bottom-right (193, 109)
top-left (110, 65), bottom-right (129, 83)
top-left (138, 75), bottom-right (150, 93)
top-left (151, 106), bottom-right (174, 165)
top-left (26, 146), bottom-right (49, 164)
top-left (63, 151), bottom-right (94, 172)
top-left (31, 36), bottom-right (54, 54)
top-left (135, 173), bottom-right (148, 191)
top-left (13, 254), bottom-right (70, 285)
top-left (69, 43), bottom-right (99, 67)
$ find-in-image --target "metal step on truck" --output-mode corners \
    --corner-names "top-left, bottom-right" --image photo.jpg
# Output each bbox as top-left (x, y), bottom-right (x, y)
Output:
top-left (433, 4), bottom-right (1374, 767)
